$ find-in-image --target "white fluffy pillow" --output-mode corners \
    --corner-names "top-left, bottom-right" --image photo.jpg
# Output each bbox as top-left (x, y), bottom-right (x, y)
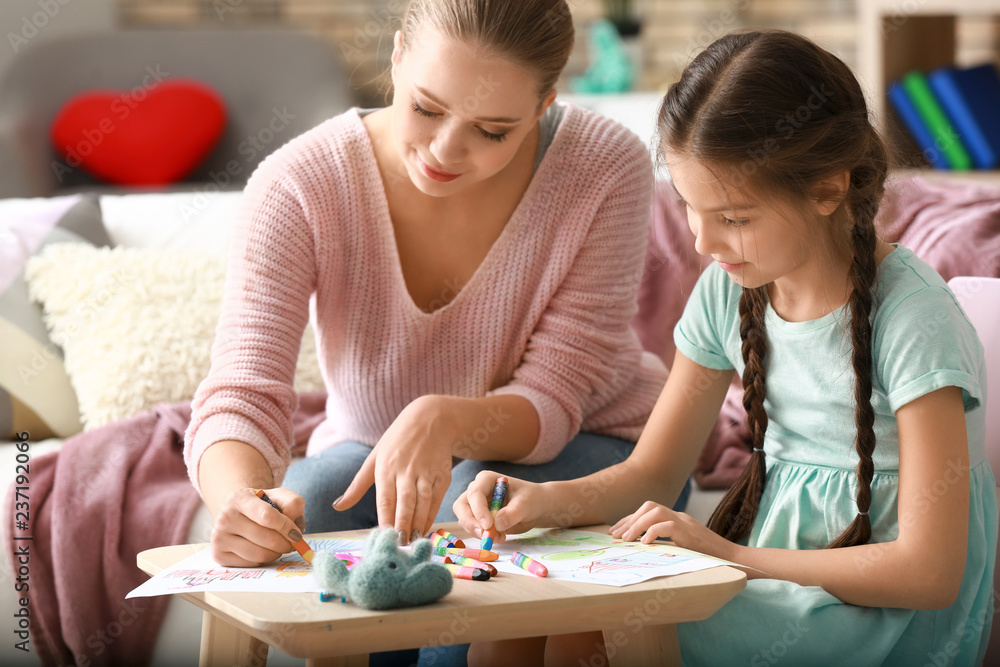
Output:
top-left (24, 243), bottom-right (323, 431)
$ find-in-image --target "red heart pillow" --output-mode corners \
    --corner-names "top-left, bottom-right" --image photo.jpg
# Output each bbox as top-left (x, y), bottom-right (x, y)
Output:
top-left (51, 79), bottom-right (226, 185)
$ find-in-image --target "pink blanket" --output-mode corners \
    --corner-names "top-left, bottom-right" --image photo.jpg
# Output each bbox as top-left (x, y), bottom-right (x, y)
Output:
top-left (633, 174), bottom-right (1000, 489)
top-left (3, 392), bottom-right (326, 666)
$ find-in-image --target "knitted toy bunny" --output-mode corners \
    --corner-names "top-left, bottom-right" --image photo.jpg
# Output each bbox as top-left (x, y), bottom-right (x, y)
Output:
top-left (314, 528), bottom-right (452, 610)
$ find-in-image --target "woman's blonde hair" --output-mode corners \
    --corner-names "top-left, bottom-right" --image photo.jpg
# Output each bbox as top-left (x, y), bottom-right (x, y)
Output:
top-left (400, 0), bottom-right (574, 100)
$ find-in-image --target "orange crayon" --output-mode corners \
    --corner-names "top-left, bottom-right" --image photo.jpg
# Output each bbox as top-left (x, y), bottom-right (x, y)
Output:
top-left (433, 547), bottom-right (498, 562)
top-left (255, 489), bottom-right (314, 564)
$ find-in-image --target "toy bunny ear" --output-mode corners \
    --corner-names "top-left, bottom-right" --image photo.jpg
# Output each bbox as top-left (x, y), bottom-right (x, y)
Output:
top-left (409, 539), bottom-right (432, 562)
top-left (371, 528), bottom-right (399, 552)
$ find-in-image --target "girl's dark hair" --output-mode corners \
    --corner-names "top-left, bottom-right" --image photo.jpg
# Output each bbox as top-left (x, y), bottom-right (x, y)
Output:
top-left (658, 30), bottom-right (887, 549)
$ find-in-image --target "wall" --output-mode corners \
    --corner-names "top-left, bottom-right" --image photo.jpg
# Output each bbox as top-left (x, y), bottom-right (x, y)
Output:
top-left (1, 0), bottom-right (117, 83)
top-left (10, 1), bottom-right (1000, 105)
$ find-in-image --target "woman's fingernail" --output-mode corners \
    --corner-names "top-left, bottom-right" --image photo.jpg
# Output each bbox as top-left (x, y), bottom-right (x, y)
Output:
top-left (480, 517), bottom-right (490, 529)
top-left (294, 516), bottom-right (306, 532)
top-left (332, 495), bottom-right (344, 507)
top-left (397, 530), bottom-right (407, 545)
top-left (289, 529), bottom-right (303, 542)
top-left (495, 517), bottom-right (507, 532)
top-left (411, 529), bottom-right (422, 543)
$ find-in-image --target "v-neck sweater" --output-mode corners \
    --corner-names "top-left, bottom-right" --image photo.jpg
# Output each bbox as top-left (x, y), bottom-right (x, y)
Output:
top-left (184, 104), bottom-right (667, 492)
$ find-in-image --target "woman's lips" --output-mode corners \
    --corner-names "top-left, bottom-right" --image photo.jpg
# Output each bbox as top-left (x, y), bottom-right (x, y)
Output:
top-left (419, 158), bottom-right (461, 182)
top-left (717, 260), bottom-right (744, 272)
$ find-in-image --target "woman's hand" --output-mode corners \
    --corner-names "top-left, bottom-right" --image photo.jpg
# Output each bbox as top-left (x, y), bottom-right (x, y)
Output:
top-left (453, 471), bottom-right (554, 543)
top-left (610, 500), bottom-right (738, 562)
top-left (210, 486), bottom-right (306, 567)
top-left (334, 396), bottom-right (456, 543)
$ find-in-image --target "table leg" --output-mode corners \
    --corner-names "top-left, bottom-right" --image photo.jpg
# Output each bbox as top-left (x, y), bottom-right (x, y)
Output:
top-left (603, 623), bottom-right (682, 667)
top-left (306, 656), bottom-right (369, 667)
top-left (199, 610), bottom-right (269, 666)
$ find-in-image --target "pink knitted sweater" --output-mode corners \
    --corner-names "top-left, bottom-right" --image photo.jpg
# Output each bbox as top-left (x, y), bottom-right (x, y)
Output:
top-left (184, 104), bottom-right (667, 493)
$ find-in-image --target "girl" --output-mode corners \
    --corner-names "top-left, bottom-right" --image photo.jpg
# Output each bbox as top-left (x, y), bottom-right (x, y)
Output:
top-left (455, 30), bottom-right (996, 666)
top-left (183, 0), bottom-right (675, 571)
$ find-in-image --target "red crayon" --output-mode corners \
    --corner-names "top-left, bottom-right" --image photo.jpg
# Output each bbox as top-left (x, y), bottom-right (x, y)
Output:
top-left (444, 563), bottom-right (490, 581)
top-left (434, 547), bottom-right (499, 562)
top-left (450, 556), bottom-right (499, 577)
top-left (433, 529), bottom-right (466, 548)
top-left (510, 551), bottom-right (547, 577)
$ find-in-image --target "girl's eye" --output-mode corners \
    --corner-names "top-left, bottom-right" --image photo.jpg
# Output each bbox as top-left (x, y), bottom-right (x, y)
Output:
top-left (411, 101), bottom-right (438, 118)
top-left (479, 128), bottom-right (508, 143)
top-left (724, 217), bottom-right (749, 227)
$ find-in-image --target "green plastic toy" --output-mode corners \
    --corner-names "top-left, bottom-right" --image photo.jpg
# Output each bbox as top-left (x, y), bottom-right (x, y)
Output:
top-left (572, 19), bottom-right (635, 94)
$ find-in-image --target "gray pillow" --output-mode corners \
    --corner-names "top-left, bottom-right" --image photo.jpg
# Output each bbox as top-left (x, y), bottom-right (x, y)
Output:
top-left (0, 194), bottom-right (109, 438)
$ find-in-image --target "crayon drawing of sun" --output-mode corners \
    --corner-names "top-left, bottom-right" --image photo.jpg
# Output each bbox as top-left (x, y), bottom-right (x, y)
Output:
top-left (276, 561), bottom-right (312, 577)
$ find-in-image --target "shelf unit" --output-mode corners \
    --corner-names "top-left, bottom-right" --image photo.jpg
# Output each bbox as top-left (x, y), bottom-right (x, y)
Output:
top-left (858, 0), bottom-right (1000, 185)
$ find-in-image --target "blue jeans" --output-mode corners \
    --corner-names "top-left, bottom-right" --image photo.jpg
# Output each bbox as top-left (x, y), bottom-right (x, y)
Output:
top-left (283, 433), bottom-right (692, 667)
top-left (283, 432), bottom-right (690, 532)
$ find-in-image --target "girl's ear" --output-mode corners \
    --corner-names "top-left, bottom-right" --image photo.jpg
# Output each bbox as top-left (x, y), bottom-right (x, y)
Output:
top-left (811, 170), bottom-right (850, 216)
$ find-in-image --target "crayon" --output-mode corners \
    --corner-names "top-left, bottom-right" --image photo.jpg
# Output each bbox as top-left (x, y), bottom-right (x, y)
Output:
top-left (433, 529), bottom-right (466, 548)
top-left (433, 547), bottom-right (499, 562)
top-left (430, 533), bottom-right (453, 549)
top-left (450, 556), bottom-right (498, 576)
top-left (510, 551), bottom-right (547, 577)
top-left (255, 489), bottom-right (314, 564)
top-left (444, 563), bottom-right (490, 581)
top-left (430, 554), bottom-right (454, 565)
top-left (481, 476), bottom-right (508, 551)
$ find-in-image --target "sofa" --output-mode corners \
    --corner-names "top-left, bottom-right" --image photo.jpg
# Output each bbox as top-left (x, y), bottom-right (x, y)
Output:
top-left (3, 74), bottom-right (1000, 663)
top-left (0, 28), bottom-right (355, 199)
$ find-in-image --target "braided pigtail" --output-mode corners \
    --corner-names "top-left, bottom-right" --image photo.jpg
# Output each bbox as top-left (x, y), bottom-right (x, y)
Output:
top-left (827, 155), bottom-right (885, 549)
top-left (658, 29), bottom-right (890, 547)
top-left (708, 285), bottom-right (769, 542)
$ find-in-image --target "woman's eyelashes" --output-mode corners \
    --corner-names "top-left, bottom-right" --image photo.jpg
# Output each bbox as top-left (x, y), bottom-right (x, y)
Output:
top-left (724, 216), bottom-right (750, 227)
top-left (410, 101), bottom-right (509, 143)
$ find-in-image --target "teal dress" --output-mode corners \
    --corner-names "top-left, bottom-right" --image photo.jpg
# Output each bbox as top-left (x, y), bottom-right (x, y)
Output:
top-left (673, 245), bottom-right (996, 666)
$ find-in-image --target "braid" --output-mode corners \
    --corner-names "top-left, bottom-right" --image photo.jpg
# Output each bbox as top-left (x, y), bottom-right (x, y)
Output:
top-left (708, 285), bottom-right (769, 542)
top-left (827, 167), bottom-right (881, 549)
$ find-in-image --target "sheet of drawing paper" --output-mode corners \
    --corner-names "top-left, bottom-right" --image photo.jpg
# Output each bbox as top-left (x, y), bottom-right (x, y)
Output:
top-left (126, 538), bottom-right (366, 598)
top-left (488, 528), bottom-right (737, 587)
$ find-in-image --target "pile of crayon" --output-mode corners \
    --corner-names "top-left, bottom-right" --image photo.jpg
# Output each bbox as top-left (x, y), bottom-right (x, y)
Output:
top-left (429, 529), bottom-right (498, 580)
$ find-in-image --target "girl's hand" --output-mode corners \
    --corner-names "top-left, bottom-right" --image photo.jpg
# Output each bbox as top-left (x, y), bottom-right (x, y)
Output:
top-left (610, 501), bottom-right (738, 562)
top-left (453, 471), bottom-right (552, 543)
top-left (334, 396), bottom-right (455, 543)
top-left (210, 487), bottom-right (306, 567)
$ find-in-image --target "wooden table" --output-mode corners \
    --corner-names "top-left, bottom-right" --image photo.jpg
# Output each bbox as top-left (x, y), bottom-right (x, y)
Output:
top-left (137, 524), bottom-right (745, 666)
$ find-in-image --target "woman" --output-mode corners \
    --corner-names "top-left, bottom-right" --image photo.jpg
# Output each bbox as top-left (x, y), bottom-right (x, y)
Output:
top-left (184, 0), bottom-right (678, 571)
